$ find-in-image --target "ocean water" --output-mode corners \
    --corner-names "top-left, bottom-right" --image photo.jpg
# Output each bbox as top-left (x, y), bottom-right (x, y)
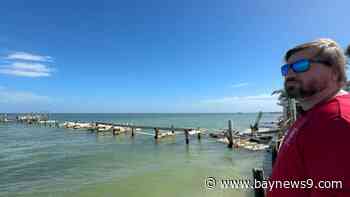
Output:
top-left (0, 113), bottom-right (280, 197)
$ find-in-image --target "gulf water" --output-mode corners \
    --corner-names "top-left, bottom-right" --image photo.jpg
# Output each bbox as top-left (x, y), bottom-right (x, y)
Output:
top-left (0, 113), bottom-right (280, 197)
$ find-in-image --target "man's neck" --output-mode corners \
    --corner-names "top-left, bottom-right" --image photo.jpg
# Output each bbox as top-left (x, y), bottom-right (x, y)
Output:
top-left (297, 86), bottom-right (344, 111)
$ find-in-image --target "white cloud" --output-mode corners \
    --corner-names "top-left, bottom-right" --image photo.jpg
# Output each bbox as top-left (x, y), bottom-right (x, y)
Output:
top-left (200, 94), bottom-right (281, 112)
top-left (203, 94), bottom-right (277, 103)
top-left (6, 52), bottom-right (53, 62)
top-left (0, 87), bottom-right (49, 104)
top-left (0, 62), bottom-right (53, 77)
top-left (0, 51), bottom-right (56, 77)
top-left (231, 82), bottom-right (249, 88)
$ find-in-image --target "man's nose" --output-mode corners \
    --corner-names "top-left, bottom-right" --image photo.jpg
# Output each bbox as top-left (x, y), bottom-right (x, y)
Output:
top-left (285, 67), bottom-right (297, 79)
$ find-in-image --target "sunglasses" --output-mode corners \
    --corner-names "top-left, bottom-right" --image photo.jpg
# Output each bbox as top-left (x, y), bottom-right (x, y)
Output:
top-left (281, 59), bottom-right (330, 76)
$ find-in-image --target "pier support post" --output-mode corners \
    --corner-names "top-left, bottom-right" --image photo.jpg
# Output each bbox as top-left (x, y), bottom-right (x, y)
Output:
top-left (154, 128), bottom-right (159, 139)
top-left (185, 129), bottom-right (189, 144)
top-left (271, 141), bottom-right (278, 167)
top-left (95, 123), bottom-right (100, 134)
top-left (228, 120), bottom-right (233, 148)
top-left (171, 124), bottom-right (175, 134)
top-left (131, 127), bottom-right (135, 137)
top-left (252, 168), bottom-right (265, 197)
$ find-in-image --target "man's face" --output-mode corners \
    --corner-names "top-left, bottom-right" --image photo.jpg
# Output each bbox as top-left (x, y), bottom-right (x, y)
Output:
top-left (284, 48), bottom-right (335, 100)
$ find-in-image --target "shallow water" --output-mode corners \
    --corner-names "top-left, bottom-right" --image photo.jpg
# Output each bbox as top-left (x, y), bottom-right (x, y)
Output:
top-left (0, 113), bottom-right (279, 197)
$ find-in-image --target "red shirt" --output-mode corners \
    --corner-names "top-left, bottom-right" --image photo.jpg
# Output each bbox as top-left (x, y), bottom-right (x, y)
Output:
top-left (267, 93), bottom-right (350, 197)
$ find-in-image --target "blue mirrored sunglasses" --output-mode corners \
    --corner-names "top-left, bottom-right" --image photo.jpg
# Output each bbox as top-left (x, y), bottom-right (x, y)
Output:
top-left (281, 59), bottom-right (329, 76)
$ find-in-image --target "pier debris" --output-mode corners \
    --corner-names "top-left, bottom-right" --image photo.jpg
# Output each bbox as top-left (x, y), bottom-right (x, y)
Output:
top-left (0, 114), bottom-right (11, 122)
top-left (1, 113), bottom-right (281, 152)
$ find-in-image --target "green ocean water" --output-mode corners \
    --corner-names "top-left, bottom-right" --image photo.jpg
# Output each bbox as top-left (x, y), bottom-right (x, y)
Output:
top-left (0, 113), bottom-right (280, 197)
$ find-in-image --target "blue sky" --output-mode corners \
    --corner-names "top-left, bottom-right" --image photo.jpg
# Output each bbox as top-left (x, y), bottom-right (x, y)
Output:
top-left (0, 0), bottom-right (349, 113)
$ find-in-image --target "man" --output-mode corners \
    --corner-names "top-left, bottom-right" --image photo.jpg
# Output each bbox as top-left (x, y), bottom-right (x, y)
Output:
top-left (267, 39), bottom-right (350, 196)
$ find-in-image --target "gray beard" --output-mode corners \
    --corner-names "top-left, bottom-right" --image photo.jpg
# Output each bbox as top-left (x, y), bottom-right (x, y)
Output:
top-left (284, 81), bottom-right (318, 99)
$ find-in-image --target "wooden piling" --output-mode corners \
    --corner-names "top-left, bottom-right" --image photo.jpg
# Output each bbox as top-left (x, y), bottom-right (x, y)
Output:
top-left (184, 129), bottom-right (189, 144)
top-left (154, 128), bottom-right (159, 139)
top-left (131, 127), bottom-right (135, 137)
top-left (171, 124), bottom-right (175, 134)
top-left (271, 141), bottom-right (278, 167)
top-left (252, 168), bottom-right (265, 197)
top-left (227, 120), bottom-right (233, 148)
